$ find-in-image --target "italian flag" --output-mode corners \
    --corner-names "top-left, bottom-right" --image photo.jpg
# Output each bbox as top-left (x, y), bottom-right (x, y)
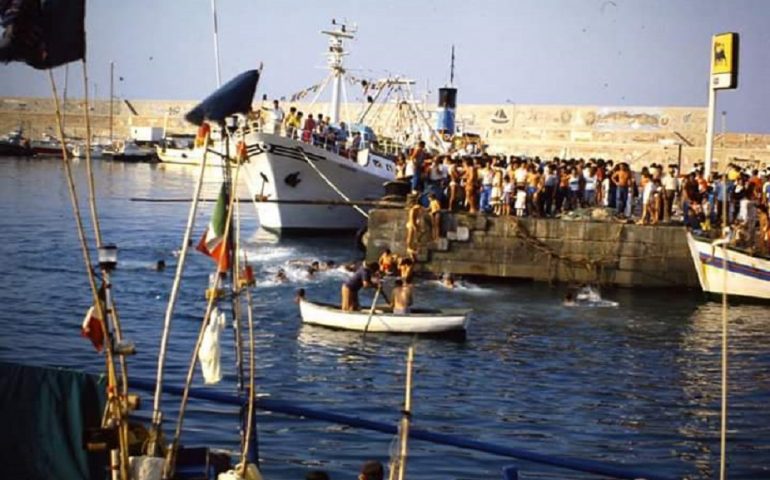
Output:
top-left (197, 183), bottom-right (231, 272)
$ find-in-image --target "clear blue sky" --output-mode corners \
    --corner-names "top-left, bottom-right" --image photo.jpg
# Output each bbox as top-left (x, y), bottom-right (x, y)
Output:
top-left (2, 0), bottom-right (769, 132)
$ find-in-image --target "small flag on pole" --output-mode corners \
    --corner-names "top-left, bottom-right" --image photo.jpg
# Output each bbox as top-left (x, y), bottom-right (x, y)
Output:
top-left (196, 183), bottom-right (231, 272)
top-left (81, 305), bottom-right (104, 352)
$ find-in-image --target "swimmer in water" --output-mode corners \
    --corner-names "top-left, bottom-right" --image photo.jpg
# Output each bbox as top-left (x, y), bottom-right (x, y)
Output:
top-left (274, 268), bottom-right (288, 283)
top-left (563, 290), bottom-right (576, 307)
top-left (441, 272), bottom-right (455, 289)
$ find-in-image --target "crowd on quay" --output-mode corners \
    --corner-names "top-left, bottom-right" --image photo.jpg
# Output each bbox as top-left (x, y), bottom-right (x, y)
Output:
top-left (397, 142), bottom-right (770, 254)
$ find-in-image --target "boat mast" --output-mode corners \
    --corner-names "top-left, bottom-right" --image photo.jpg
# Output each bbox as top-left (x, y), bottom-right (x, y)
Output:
top-left (321, 20), bottom-right (355, 124)
top-left (109, 61), bottom-right (114, 145)
top-left (211, 0), bottom-right (222, 88)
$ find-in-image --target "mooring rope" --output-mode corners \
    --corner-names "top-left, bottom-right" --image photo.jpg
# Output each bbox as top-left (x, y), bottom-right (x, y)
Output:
top-left (164, 153), bottom-right (244, 480)
top-left (719, 169), bottom-right (729, 480)
top-left (295, 147), bottom-right (369, 219)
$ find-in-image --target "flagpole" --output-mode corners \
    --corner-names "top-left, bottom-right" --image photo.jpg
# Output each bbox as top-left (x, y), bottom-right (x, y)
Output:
top-left (48, 69), bottom-right (129, 480)
top-left (211, 0), bottom-right (222, 88)
top-left (109, 61), bottom-right (114, 145)
top-left (164, 160), bottom-right (244, 480)
top-left (147, 131), bottom-right (211, 457)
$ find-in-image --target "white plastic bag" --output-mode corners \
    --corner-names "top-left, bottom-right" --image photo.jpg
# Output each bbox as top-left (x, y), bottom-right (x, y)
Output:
top-left (198, 307), bottom-right (226, 384)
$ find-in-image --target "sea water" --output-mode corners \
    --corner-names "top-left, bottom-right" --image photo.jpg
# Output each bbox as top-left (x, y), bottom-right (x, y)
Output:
top-left (0, 158), bottom-right (768, 479)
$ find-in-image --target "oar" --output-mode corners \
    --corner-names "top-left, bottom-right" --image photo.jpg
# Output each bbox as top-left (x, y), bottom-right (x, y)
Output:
top-left (362, 284), bottom-right (382, 339)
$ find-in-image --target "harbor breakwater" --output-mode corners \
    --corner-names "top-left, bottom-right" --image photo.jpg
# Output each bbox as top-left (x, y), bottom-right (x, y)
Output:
top-left (365, 208), bottom-right (699, 288)
top-left (2, 97), bottom-right (770, 170)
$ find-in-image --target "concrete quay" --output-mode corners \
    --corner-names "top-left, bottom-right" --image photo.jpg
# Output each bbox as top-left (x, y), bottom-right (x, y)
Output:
top-left (365, 208), bottom-right (699, 288)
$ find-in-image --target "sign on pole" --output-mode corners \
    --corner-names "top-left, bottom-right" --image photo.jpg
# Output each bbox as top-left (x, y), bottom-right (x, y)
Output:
top-left (711, 32), bottom-right (739, 90)
top-left (704, 32), bottom-right (739, 178)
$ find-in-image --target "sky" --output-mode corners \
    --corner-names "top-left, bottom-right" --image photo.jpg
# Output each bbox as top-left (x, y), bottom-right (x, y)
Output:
top-left (1, 0), bottom-right (769, 133)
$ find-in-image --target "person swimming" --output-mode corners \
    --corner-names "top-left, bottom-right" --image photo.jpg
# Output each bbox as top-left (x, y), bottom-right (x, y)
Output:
top-left (274, 268), bottom-right (288, 283)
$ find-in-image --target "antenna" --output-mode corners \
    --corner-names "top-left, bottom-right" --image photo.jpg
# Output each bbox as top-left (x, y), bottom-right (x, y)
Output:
top-left (450, 45), bottom-right (455, 85)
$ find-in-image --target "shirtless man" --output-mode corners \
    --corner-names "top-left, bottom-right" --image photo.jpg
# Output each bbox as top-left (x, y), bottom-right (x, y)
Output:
top-left (405, 202), bottom-right (423, 252)
top-left (448, 160), bottom-right (462, 211)
top-left (464, 157), bottom-right (478, 213)
top-left (428, 193), bottom-right (442, 241)
top-left (390, 279), bottom-right (413, 314)
top-left (611, 163), bottom-right (631, 215)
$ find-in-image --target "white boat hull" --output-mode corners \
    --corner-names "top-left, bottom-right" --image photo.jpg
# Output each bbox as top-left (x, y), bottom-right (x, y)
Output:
top-left (241, 131), bottom-right (395, 232)
top-left (686, 232), bottom-right (770, 300)
top-left (299, 298), bottom-right (470, 334)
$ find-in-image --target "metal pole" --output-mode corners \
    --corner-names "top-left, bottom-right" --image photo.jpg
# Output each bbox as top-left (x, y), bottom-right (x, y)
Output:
top-left (703, 84), bottom-right (716, 178)
top-left (211, 0), bottom-right (222, 88)
top-left (109, 61), bottom-right (114, 145)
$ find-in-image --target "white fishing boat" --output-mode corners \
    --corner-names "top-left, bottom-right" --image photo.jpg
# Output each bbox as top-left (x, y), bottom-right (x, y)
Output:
top-left (298, 296), bottom-right (471, 335)
top-left (107, 139), bottom-right (158, 162)
top-left (71, 142), bottom-right (104, 159)
top-left (238, 22), bottom-right (400, 233)
top-left (686, 231), bottom-right (770, 300)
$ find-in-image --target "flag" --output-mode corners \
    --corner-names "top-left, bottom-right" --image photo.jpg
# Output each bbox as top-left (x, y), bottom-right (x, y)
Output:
top-left (196, 183), bottom-right (230, 272)
top-left (0, 0), bottom-right (86, 69)
top-left (81, 305), bottom-right (104, 352)
top-left (185, 70), bottom-right (260, 126)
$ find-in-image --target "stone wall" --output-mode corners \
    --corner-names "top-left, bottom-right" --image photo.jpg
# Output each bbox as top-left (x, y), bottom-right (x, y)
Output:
top-left (365, 208), bottom-right (699, 288)
top-left (2, 96), bottom-right (769, 171)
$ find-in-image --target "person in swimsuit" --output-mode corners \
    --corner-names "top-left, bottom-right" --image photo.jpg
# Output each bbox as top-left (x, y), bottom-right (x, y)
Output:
top-left (405, 202), bottom-right (423, 253)
top-left (464, 157), bottom-right (478, 213)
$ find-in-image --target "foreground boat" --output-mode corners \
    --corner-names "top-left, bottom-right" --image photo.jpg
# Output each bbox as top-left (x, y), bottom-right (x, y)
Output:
top-left (686, 231), bottom-right (770, 300)
top-left (298, 296), bottom-right (471, 335)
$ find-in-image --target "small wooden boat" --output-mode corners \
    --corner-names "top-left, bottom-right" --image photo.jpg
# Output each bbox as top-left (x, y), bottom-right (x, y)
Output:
top-left (297, 296), bottom-right (471, 335)
top-left (686, 231), bottom-right (770, 300)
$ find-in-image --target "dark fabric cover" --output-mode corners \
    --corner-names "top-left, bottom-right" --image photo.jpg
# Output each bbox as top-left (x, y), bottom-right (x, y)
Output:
top-left (185, 70), bottom-right (260, 126)
top-left (0, 362), bottom-right (107, 479)
top-left (0, 0), bottom-right (86, 69)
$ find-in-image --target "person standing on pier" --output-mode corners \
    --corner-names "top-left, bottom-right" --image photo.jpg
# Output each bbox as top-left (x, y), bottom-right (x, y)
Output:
top-left (464, 157), bottom-right (479, 213)
top-left (611, 163), bottom-right (631, 216)
top-left (409, 141), bottom-right (427, 194)
top-left (429, 193), bottom-right (442, 241)
top-left (405, 201), bottom-right (424, 253)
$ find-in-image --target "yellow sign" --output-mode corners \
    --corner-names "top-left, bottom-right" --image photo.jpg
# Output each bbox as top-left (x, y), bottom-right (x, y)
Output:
top-left (711, 33), bottom-right (735, 75)
top-left (710, 32), bottom-right (739, 90)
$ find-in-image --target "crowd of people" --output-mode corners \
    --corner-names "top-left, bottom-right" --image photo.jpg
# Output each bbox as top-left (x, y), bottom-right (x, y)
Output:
top-left (251, 99), bottom-right (368, 157)
top-left (396, 143), bottom-right (770, 254)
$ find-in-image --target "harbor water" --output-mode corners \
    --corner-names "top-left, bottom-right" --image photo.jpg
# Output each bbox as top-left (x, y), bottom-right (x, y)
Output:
top-left (0, 157), bottom-right (768, 479)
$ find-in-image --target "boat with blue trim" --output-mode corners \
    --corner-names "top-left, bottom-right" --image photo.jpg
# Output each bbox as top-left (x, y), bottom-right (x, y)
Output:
top-left (686, 231), bottom-right (770, 300)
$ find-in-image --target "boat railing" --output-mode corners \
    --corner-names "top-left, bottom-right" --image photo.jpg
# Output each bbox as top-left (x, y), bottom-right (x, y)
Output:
top-left (130, 378), bottom-right (674, 480)
top-left (242, 120), bottom-right (365, 162)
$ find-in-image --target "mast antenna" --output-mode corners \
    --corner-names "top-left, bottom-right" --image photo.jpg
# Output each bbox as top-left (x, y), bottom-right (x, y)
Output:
top-left (450, 45), bottom-right (455, 86)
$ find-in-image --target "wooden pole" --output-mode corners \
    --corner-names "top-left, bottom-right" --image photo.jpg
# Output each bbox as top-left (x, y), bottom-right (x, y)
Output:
top-left (164, 160), bottom-right (243, 480)
top-left (362, 285), bottom-right (382, 339)
top-left (389, 345), bottom-right (415, 480)
top-left (148, 132), bottom-right (210, 456)
top-left (48, 69), bottom-right (128, 480)
top-left (109, 61), bottom-right (114, 145)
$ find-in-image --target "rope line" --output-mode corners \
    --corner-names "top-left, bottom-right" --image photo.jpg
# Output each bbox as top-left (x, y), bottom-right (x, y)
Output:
top-left (295, 147), bottom-right (369, 219)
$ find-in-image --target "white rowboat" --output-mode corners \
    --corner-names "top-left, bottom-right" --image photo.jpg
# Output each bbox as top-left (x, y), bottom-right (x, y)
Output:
top-left (686, 232), bottom-right (770, 301)
top-left (298, 297), bottom-right (470, 335)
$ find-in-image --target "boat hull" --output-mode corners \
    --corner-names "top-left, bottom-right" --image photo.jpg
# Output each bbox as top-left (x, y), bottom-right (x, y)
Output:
top-left (242, 131), bottom-right (395, 232)
top-left (686, 232), bottom-right (770, 300)
top-left (299, 298), bottom-right (470, 334)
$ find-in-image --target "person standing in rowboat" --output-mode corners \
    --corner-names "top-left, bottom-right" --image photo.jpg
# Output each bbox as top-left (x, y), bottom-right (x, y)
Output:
top-left (341, 261), bottom-right (379, 312)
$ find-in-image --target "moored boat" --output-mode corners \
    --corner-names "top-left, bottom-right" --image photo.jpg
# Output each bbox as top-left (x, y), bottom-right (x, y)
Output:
top-left (298, 296), bottom-right (471, 335)
top-left (0, 129), bottom-right (34, 156)
top-left (106, 139), bottom-right (158, 162)
top-left (686, 231), bottom-right (770, 300)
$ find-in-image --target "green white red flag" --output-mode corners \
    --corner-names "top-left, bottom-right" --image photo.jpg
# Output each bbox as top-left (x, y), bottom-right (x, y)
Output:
top-left (196, 183), bottom-right (231, 272)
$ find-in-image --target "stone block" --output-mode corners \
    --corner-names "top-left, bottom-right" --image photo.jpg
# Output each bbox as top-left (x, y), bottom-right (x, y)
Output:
top-left (435, 238), bottom-right (449, 251)
top-left (456, 226), bottom-right (470, 241)
top-left (562, 221), bottom-right (586, 240)
top-left (474, 214), bottom-right (489, 231)
top-left (446, 230), bottom-right (457, 241)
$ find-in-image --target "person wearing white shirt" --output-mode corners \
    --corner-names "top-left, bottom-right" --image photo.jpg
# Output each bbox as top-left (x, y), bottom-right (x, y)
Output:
top-left (661, 167), bottom-right (679, 222)
top-left (262, 99), bottom-right (285, 135)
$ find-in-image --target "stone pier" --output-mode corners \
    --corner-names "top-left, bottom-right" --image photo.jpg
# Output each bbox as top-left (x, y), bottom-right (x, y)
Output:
top-left (365, 208), bottom-right (699, 288)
